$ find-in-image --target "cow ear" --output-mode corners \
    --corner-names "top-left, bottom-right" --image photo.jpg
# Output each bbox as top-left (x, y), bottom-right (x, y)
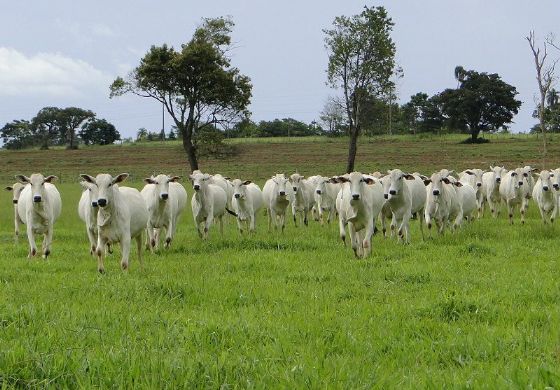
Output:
top-left (144, 177), bottom-right (156, 184)
top-left (169, 176), bottom-right (181, 182)
top-left (442, 178), bottom-right (451, 184)
top-left (531, 168), bottom-right (539, 173)
top-left (44, 175), bottom-right (58, 183)
top-left (113, 173), bottom-right (129, 184)
top-left (15, 175), bottom-right (30, 184)
top-left (79, 181), bottom-right (90, 190)
top-left (242, 180), bottom-right (252, 185)
top-left (423, 179), bottom-right (431, 186)
top-left (454, 182), bottom-right (463, 187)
top-left (364, 177), bottom-right (376, 185)
top-left (223, 177), bottom-right (231, 181)
top-left (465, 170), bottom-right (474, 175)
top-left (403, 174), bottom-right (415, 180)
top-left (338, 176), bottom-right (350, 183)
top-left (5, 186), bottom-right (13, 191)
top-left (328, 177), bottom-right (339, 184)
top-left (80, 174), bottom-right (96, 184)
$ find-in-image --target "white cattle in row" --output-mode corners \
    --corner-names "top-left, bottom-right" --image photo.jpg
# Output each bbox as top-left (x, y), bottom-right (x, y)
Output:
top-left (333, 172), bottom-right (384, 258)
top-left (482, 166), bottom-right (507, 218)
top-left (424, 171), bottom-right (463, 235)
top-left (521, 165), bottom-right (537, 216)
top-left (209, 173), bottom-right (234, 210)
top-left (449, 177), bottom-right (477, 222)
top-left (5, 182), bottom-right (26, 240)
top-left (532, 170), bottom-right (557, 224)
top-left (231, 179), bottom-right (264, 234)
top-left (262, 174), bottom-right (291, 232)
top-left (81, 173), bottom-right (148, 273)
top-left (16, 174), bottom-right (62, 258)
top-left (289, 173), bottom-right (315, 226)
top-left (314, 176), bottom-right (340, 224)
top-left (459, 169), bottom-right (486, 218)
top-left (141, 174), bottom-right (187, 250)
top-left (190, 172), bottom-right (227, 239)
top-left (382, 169), bottom-right (426, 243)
top-left (499, 167), bottom-right (526, 224)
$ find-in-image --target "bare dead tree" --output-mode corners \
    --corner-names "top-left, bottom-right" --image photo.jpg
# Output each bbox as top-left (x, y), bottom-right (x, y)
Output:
top-left (526, 31), bottom-right (558, 166)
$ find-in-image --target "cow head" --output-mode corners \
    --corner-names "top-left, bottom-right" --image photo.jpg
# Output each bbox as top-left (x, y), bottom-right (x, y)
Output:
top-left (232, 179), bottom-right (252, 199)
top-left (16, 173), bottom-right (57, 204)
top-left (80, 180), bottom-right (100, 208)
top-left (271, 174), bottom-right (289, 197)
top-left (334, 172), bottom-right (375, 202)
top-left (145, 174), bottom-right (180, 201)
top-left (189, 172), bottom-right (211, 192)
top-left (5, 182), bottom-right (25, 204)
top-left (384, 169), bottom-right (415, 200)
top-left (289, 173), bottom-right (304, 194)
top-left (81, 173), bottom-right (128, 208)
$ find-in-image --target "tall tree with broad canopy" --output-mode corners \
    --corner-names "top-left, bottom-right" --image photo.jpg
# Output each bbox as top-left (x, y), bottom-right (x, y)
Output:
top-left (438, 68), bottom-right (521, 142)
top-left (110, 17), bottom-right (252, 171)
top-left (324, 6), bottom-right (396, 173)
top-left (0, 120), bottom-right (33, 150)
top-left (31, 107), bottom-right (63, 149)
top-left (79, 118), bottom-right (121, 145)
top-left (57, 107), bottom-right (95, 149)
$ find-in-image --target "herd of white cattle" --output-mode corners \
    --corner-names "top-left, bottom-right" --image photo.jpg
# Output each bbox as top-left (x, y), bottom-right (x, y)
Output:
top-left (4, 165), bottom-right (558, 271)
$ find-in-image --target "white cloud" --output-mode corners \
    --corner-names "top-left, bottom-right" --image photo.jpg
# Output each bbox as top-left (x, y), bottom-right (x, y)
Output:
top-left (0, 47), bottom-right (111, 98)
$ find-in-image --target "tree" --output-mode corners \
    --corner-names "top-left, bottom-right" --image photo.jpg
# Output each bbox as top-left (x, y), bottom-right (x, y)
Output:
top-left (136, 128), bottom-right (148, 141)
top-left (320, 97), bottom-right (347, 136)
top-left (0, 120), bottom-right (33, 150)
top-left (438, 68), bottom-right (521, 142)
top-left (401, 93), bottom-right (445, 134)
top-left (30, 107), bottom-right (63, 149)
top-left (58, 107), bottom-right (95, 149)
top-left (79, 118), bottom-right (121, 145)
top-left (527, 31), bottom-right (558, 161)
top-left (110, 16), bottom-right (252, 171)
top-left (167, 129), bottom-right (177, 140)
top-left (324, 6), bottom-right (397, 173)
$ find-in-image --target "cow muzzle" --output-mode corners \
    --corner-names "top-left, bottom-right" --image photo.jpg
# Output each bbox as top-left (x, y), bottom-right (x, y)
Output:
top-left (279, 191), bottom-right (286, 196)
top-left (352, 194), bottom-right (360, 200)
top-left (554, 184), bottom-right (559, 190)
top-left (384, 194), bottom-right (388, 199)
top-left (476, 182), bottom-right (482, 187)
top-left (13, 200), bottom-right (18, 204)
top-left (496, 178), bottom-right (501, 183)
top-left (292, 187), bottom-right (297, 192)
top-left (543, 186), bottom-right (549, 192)
top-left (193, 185), bottom-right (200, 191)
top-left (33, 196), bottom-right (42, 203)
top-left (518, 181), bottom-right (523, 186)
top-left (432, 189), bottom-right (440, 196)
top-left (161, 193), bottom-right (169, 200)
top-left (234, 193), bottom-right (240, 199)
top-left (98, 198), bottom-right (107, 207)
top-left (389, 190), bottom-right (397, 196)
top-left (316, 190), bottom-right (321, 195)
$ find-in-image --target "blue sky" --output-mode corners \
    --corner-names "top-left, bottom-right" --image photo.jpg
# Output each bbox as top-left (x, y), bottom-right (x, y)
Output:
top-left (0, 0), bottom-right (558, 139)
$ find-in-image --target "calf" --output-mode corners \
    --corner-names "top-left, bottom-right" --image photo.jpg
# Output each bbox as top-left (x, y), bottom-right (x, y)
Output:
top-left (190, 172), bottom-right (227, 239)
top-left (314, 176), bottom-right (340, 224)
top-left (382, 169), bottom-right (426, 243)
top-left (262, 174), bottom-right (291, 232)
top-left (459, 169), bottom-right (486, 218)
top-left (141, 174), bottom-right (187, 250)
top-left (289, 173), bottom-right (315, 226)
top-left (333, 172), bottom-right (384, 258)
top-left (424, 171), bottom-right (463, 235)
top-left (499, 167), bottom-right (526, 224)
top-left (231, 179), bottom-right (264, 234)
top-left (81, 173), bottom-right (148, 273)
top-left (16, 174), bottom-right (62, 258)
top-left (5, 182), bottom-right (26, 240)
top-left (482, 166), bottom-right (507, 218)
top-left (532, 170), bottom-right (557, 224)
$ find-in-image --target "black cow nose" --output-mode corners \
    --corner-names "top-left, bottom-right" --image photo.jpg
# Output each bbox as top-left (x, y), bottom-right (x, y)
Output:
top-left (384, 194), bottom-right (388, 199)
top-left (496, 178), bottom-right (501, 183)
top-left (13, 200), bottom-right (18, 204)
top-left (293, 187), bottom-right (297, 192)
top-left (33, 196), bottom-right (42, 203)
top-left (161, 193), bottom-right (169, 200)
top-left (92, 201), bottom-right (98, 208)
top-left (193, 185), bottom-right (200, 191)
top-left (554, 184), bottom-right (559, 189)
top-left (98, 198), bottom-right (107, 207)
top-left (234, 193), bottom-right (240, 199)
top-left (316, 190), bottom-right (321, 194)
top-left (477, 183), bottom-right (482, 187)
top-left (389, 190), bottom-right (396, 195)
top-left (352, 194), bottom-right (360, 200)
top-left (518, 181), bottom-right (523, 186)
top-left (279, 191), bottom-right (286, 196)
top-left (543, 186), bottom-right (549, 191)
top-left (432, 190), bottom-right (440, 196)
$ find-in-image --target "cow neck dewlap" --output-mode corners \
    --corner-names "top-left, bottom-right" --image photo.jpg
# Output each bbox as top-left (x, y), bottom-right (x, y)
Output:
top-left (97, 189), bottom-right (124, 227)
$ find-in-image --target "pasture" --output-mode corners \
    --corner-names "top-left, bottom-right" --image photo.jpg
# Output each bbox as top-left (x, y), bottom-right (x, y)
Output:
top-left (1, 135), bottom-right (559, 388)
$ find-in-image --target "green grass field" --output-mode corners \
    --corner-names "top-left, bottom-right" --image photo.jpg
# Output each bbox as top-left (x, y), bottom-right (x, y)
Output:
top-left (1, 135), bottom-right (559, 388)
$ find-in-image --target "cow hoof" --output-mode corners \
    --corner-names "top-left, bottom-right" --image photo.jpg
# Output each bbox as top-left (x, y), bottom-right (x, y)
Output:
top-left (98, 268), bottom-right (105, 274)
top-left (43, 249), bottom-right (50, 259)
top-left (107, 245), bottom-right (113, 254)
top-left (121, 262), bottom-right (128, 271)
top-left (151, 239), bottom-right (156, 248)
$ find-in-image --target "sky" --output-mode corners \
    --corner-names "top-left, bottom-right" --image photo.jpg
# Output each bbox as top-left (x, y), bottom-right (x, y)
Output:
top-left (0, 0), bottom-right (558, 139)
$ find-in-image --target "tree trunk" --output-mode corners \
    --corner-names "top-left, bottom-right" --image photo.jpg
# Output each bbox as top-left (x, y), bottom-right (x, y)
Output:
top-left (346, 126), bottom-right (358, 173)
top-left (539, 98), bottom-right (547, 166)
top-left (470, 126), bottom-right (480, 142)
top-left (178, 108), bottom-right (199, 172)
top-left (66, 129), bottom-right (78, 150)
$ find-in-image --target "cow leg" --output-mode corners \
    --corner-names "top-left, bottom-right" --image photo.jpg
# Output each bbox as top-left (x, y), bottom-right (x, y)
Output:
top-left (338, 215), bottom-right (346, 245)
top-left (203, 215), bottom-right (213, 240)
top-left (120, 234), bottom-right (131, 271)
top-left (136, 234), bottom-right (144, 271)
top-left (418, 208), bottom-right (425, 241)
top-left (219, 215), bottom-right (224, 236)
top-left (165, 220), bottom-right (174, 249)
top-left (249, 212), bottom-right (256, 233)
top-left (42, 225), bottom-right (54, 259)
top-left (87, 227), bottom-right (97, 255)
top-left (154, 228), bottom-right (161, 250)
top-left (96, 236), bottom-right (107, 273)
top-left (508, 202), bottom-right (514, 225)
top-left (269, 208), bottom-right (276, 232)
top-left (145, 226), bottom-right (154, 251)
top-left (236, 217), bottom-right (244, 234)
top-left (26, 223), bottom-right (37, 258)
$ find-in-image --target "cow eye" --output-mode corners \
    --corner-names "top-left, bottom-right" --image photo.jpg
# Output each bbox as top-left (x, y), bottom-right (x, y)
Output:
top-left (511, 172), bottom-right (516, 177)
top-left (523, 173), bottom-right (528, 177)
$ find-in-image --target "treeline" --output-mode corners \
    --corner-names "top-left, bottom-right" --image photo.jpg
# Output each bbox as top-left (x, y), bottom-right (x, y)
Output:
top-left (1, 107), bottom-right (120, 150)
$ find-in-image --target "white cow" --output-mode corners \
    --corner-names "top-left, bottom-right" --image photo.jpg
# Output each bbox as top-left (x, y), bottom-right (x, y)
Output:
top-left (81, 173), bottom-right (148, 273)
top-left (499, 167), bottom-right (526, 224)
top-left (288, 173), bottom-right (315, 226)
top-left (521, 165), bottom-right (538, 216)
top-left (209, 173), bottom-right (234, 210)
top-left (424, 171), bottom-right (463, 235)
top-left (314, 176), bottom-right (340, 224)
top-left (190, 172), bottom-right (227, 239)
top-left (482, 166), bottom-right (507, 218)
top-left (333, 172), bottom-right (384, 258)
top-left (141, 174), bottom-right (187, 250)
top-left (16, 174), bottom-right (62, 258)
top-left (448, 177), bottom-right (477, 222)
top-left (532, 170), bottom-right (557, 224)
top-left (382, 169), bottom-right (426, 243)
top-left (5, 182), bottom-right (26, 240)
top-left (231, 179), bottom-right (264, 234)
top-left (262, 174), bottom-right (291, 232)
top-left (459, 169), bottom-right (486, 218)
top-left (78, 180), bottom-right (101, 255)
